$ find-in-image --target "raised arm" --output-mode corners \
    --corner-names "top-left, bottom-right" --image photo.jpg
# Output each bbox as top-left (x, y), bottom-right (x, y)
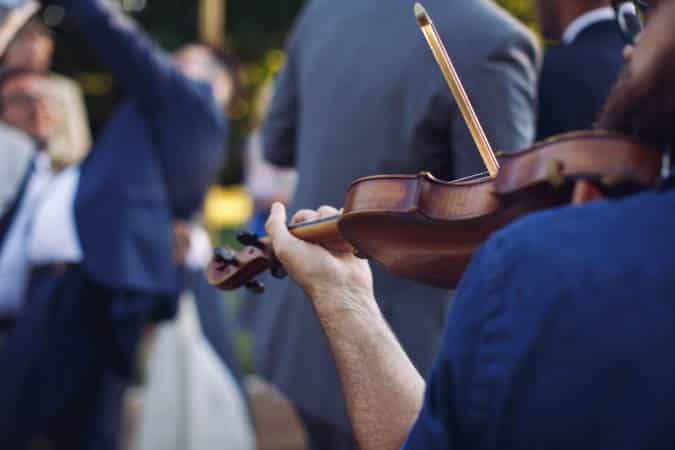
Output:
top-left (266, 204), bottom-right (426, 450)
top-left (265, 202), bottom-right (506, 450)
top-left (53, 0), bottom-right (192, 111)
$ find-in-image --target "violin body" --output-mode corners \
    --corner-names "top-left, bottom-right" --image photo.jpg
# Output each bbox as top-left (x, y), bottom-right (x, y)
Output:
top-left (207, 131), bottom-right (663, 291)
top-left (339, 172), bottom-right (498, 287)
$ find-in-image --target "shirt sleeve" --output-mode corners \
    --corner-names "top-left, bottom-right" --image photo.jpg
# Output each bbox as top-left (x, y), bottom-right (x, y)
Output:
top-left (402, 239), bottom-right (508, 450)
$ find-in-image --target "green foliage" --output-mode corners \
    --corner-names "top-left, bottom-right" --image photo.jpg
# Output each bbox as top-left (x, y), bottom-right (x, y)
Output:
top-left (496, 0), bottom-right (537, 29)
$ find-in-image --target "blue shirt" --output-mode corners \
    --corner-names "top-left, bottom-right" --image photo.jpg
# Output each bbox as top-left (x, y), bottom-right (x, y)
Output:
top-left (403, 184), bottom-right (675, 450)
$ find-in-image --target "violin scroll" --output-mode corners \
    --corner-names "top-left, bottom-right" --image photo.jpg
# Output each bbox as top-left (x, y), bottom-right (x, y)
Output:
top-left (207, 232), bottom-right (286, 294)
top-left (207, 215), bottom-right (353, 292)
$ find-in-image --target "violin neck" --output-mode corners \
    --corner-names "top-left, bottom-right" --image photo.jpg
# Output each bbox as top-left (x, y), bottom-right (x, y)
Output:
top-left (287, 214), bottom-right (352, 252)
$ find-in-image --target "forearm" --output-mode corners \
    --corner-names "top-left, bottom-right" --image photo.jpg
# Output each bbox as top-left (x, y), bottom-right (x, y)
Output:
top-left (312, 289), bottom-right (425, 450)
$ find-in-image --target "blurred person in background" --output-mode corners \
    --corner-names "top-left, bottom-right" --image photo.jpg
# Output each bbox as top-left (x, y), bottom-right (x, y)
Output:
top-left (253, 0), bottom-right (540, 449)
top-left (261, 1), bottom-right (675, 449)
top-left (238, 79), bottom-right (297, 333)
top-left (130, 220), bottom-right (254, 450)
top-left (536, 0), bottom-right (625, 139)
top-left (3, 15), bottom-right (92, 168)
top-left (245, 79), bottom-right (297, 237)
top-left (0, 119), bottom-right (34, 218)
top-left (0, 0), bottom-right (232, 448)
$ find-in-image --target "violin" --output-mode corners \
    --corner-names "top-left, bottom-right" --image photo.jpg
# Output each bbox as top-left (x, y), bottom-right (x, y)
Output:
top-left (207, 131), bottom-right (662, 292)
top-left (206, 3), bottom-right (663, 293)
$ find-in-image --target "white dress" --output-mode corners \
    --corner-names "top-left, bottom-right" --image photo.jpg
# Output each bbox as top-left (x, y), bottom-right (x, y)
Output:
top-left (133, 293), bottom-right (255, 450)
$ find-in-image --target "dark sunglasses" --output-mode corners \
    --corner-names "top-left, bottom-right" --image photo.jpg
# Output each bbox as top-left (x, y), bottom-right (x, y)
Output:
top-left (611, 0), bottom-right (649, 44)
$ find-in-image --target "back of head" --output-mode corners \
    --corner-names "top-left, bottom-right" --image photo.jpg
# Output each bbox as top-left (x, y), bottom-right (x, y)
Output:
top-left (597, 0), bottom-right (675, 151)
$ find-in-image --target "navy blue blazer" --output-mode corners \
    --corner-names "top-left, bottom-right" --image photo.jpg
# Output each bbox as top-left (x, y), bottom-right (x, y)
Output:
top-left (404, 179), bottom-right (675, 450)
top-left (63, 0), bottom-right (228, 298)
top-left (0, 1), bottom-right (227, 447)
top-left (537, 20), bottom-right (625, 140)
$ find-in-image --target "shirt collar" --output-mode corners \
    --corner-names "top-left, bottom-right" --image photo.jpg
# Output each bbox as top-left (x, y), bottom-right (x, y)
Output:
top-left (562, 6), bottom-right (616, 44)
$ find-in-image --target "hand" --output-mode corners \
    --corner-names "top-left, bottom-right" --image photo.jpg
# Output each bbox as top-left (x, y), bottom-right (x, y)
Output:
top-left (265, 203), bottom-right (376, 315)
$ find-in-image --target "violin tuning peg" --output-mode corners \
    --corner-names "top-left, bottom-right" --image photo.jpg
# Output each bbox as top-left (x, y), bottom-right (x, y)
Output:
top-left (214, 247), bottom-right (239, 267)
top-left (270, 264), bottom-right (287, 279)
top-left (354, 249), bottom-right (369, 260)
top-left (245, 279), bottom-right (265, 294)
top-left (237, 231), bottom-right (265, 250)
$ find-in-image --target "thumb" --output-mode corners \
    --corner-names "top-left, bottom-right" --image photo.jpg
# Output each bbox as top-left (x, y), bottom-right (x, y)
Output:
top-left (266, 202), bottom-right (290, 242)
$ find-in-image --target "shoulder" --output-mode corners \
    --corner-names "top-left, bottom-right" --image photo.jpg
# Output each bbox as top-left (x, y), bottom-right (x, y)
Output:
top-left (474, 1), bottom-right (540, 61)
top-left (430, 0), bottom-right (540, 85)
top-left (538, 45), bottom-right (590, 95)
top-left (480, 190), bottom-right (675, 293)
top-left (468, 1), bottom-right (542, 77)
top-left (448, 190), bottom-right (675, 376)
top-left (432, 0), bottom-right (539, 55)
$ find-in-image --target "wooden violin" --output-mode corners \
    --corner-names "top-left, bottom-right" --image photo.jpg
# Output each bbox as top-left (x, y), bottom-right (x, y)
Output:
top-left (207, 130), bottom-right (662, 292)
top-left (206, 3), bottom-right (663, 293)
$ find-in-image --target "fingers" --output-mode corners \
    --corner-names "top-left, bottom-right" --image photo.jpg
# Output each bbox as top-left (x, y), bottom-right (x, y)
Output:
top-left (291, 209), bottom-right (321, 225)
top-left (317, 205), bottom-right (340, 219)
top-left (291, 205), bottom-right (341, 225)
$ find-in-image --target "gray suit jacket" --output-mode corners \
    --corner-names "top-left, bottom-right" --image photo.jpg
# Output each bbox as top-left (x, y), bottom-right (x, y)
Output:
top-left (255, 0), bottom-right (541, 432)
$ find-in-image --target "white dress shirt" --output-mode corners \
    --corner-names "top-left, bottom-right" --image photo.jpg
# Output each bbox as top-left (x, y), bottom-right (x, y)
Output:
top-left (0, 152), bottom-right (82, 315)
top-left (0, 123), bottom-right (35, 217)
top-left (562, 6), bottom-right (616, 45)
top-left (0, 152), bottom-right (54, 314)
top-left (28, 166), bottom-right (83, 265)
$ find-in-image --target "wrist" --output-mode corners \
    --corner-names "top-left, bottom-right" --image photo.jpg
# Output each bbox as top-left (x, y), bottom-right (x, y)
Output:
top-left (309, 283), bottom-right (381, 322)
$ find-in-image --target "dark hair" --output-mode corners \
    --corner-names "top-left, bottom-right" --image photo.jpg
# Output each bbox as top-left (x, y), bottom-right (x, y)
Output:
top-left (597, 0), bottom-right (675, 152)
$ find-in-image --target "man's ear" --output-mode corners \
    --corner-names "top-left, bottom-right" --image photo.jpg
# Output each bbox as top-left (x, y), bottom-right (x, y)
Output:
top-left (571, 179), bottom-right (605, 205)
